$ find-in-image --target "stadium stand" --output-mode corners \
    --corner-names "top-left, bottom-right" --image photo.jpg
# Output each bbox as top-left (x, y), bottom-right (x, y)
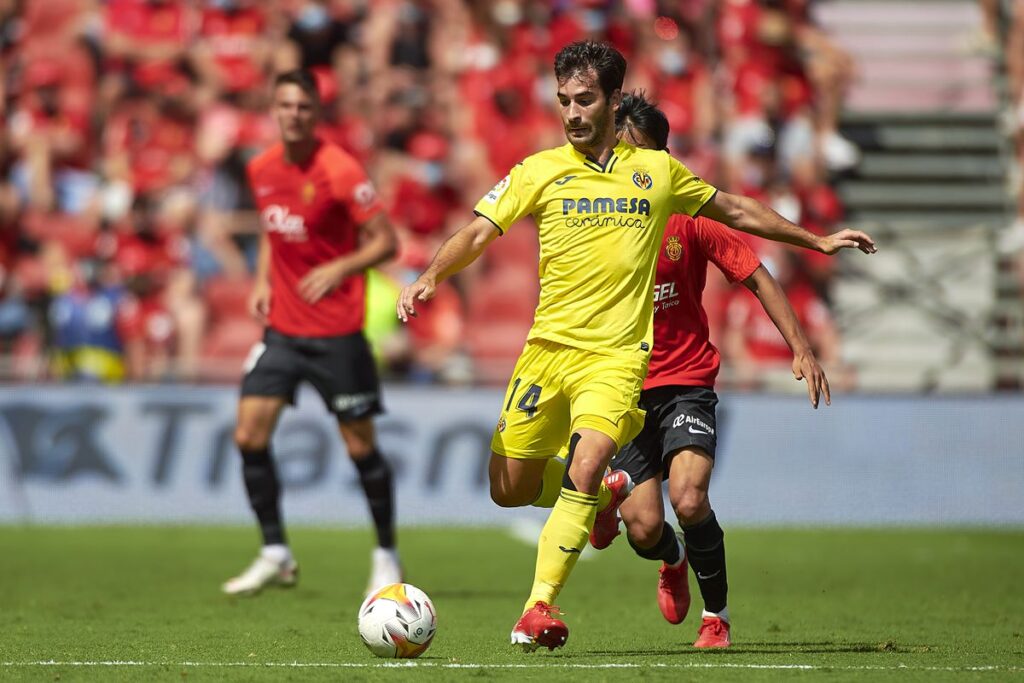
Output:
top-left (820, 0), bottom-right (1013, 391)
top-left (0, 0), bottom-right (1015, 390)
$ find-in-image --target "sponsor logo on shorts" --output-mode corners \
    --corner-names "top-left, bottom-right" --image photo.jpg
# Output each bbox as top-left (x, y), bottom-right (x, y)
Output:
top-left (672, 413), bottom-right (715, 435)
top-left (332, 392), bottom-right (378, 412)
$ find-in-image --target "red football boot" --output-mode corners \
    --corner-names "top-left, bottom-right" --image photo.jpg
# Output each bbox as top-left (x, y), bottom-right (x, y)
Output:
top-left (657, 556), bottom-right (691, 624)
top-left (694, 616), bottom-right (731, 648)
top-left (510, 602), bottom-right (569, 652)
top-left (589, 470), bottom-right (634, 550)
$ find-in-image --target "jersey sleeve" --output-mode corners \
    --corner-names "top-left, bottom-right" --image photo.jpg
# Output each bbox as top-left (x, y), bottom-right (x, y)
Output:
top-left (695, 216), bottom-right (761, 283)
top-left (326, 152), bottom-right (384, 224)
top-left (472, 161), bottom-right (538, 235)
top-left (667, 155), bottom-right (718, 216)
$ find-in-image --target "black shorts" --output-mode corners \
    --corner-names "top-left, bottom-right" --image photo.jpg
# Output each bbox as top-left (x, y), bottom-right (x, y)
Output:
top-left (240, 328), bottom-right (383, 422)
top-left (610, 385), bottom-right (718, 486)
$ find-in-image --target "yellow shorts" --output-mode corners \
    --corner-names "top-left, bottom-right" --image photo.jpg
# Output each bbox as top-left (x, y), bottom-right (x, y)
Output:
top-left (490, 338), bottom-right (648, 459)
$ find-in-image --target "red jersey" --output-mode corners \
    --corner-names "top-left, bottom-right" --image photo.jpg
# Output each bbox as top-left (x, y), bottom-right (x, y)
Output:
top-left (646, 215), bottom-right (760, 390)
top-left (247, 140), bottom-right (382, 337)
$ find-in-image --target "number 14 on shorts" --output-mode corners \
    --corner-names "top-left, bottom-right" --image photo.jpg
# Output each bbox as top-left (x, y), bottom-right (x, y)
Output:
top-left (506, 378), bottom-right (542, 418)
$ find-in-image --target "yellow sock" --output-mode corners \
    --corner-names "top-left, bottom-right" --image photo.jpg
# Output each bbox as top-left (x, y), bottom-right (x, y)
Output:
top-left (524, 488), bottom-right (598, 612)
top-left (531, 457), bottom-right (565, 508)
top-left (531, 458), bottom-right (612, 511)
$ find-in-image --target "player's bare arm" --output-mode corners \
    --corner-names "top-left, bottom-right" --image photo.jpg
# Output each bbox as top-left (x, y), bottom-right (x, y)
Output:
top-left (741, 265), bottom-right (831, 409)
top-left (298, 213), bottom-right (398, 304)
top-left (699, 191), bottom-right (877, 255)
top-left (249, 231), bottom-right (272, 324)
top-left (397, 215), bottom-right (500, 321)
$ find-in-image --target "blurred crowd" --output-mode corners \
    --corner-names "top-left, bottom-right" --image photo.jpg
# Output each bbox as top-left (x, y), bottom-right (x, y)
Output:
top-left (0, 0), bottom-right (857, 387)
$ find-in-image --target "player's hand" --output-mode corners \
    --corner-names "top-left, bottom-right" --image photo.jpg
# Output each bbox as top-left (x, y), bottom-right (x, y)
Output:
top-left (818, 228), bottom-right (877, 255)
top-left (299, 261), bottom-right (348, 304)
top-left (248, 281), bottom-right (271, 324)
top-left (397, 277), bottom-right (436, 322)
top-left (792, 350), bottom-right (830, 409)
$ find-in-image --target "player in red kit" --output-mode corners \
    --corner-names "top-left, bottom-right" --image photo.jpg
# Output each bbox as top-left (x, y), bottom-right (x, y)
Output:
top-left (222, 70), bottom-right (401, 597)
top-left (590, 93), bottom-right (833, 648)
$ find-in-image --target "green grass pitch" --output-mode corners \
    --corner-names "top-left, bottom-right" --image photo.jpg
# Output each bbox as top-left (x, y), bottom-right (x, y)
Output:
top-left (2, 526), bottom-right (1022, 681)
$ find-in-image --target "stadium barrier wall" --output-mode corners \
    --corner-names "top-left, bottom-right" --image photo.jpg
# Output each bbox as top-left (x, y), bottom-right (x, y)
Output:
top-left (0, 386), bottom-right (1020, 526)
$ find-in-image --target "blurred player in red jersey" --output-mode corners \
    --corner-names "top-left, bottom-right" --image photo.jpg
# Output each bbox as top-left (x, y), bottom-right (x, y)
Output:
top-left (590, 93), bottom-right (833, 649)
top-left (222, 70), bottom-right (401, 597)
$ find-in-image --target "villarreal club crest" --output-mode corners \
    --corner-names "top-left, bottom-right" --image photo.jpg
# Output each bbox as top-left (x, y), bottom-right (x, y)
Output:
top-left (632, 169), bottom-right (653, 190)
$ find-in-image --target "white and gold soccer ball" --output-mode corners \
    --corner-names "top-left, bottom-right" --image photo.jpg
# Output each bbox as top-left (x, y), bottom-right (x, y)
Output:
top-left (357, 583), bottom-right (437, 658)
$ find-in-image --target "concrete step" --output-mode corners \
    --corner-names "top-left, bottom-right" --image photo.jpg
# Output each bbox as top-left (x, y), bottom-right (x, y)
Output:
top-left (841, 111), bottom-right (998, 126)
top-left (856, 153), bottom-right (1003, 180)
top-left (847, 212), bottom-right (1008, 231)
top-left (815, 1), bottom-right (982, 29)
top-left (846, 85), bottom-right (997, 113)
top-left (842, 124), bottom-right (1003, 151)
top-left (839, 181), bottom-right (1007, 209)
top-left (832, 32), bottom-right (970, 57)
top-left (853, 56), bottom-right (992, 85)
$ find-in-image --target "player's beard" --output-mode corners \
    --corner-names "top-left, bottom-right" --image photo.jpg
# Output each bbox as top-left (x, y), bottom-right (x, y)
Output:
top-left (565, 105), bottom-right (611, 152)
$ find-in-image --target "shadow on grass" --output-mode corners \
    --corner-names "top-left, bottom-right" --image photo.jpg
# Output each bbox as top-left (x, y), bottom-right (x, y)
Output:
top-left (578, 641), bottom-right (930, 657)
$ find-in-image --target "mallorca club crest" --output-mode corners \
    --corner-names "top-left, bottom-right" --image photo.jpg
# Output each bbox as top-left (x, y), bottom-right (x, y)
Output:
top-left (302, 180), bottom-right (316, 204)
top-left (632, 169), bottom-right (653, 190)
top-left (666, 235), bottom-right (683, 261)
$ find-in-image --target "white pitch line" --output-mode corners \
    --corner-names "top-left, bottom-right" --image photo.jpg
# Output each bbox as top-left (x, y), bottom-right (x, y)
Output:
top-left (1, 661), bottom-right (1021, 672)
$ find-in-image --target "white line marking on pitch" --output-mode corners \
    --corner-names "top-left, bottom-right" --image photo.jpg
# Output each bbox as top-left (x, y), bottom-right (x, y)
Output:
top-left (2, 661), bottom-right (1020, 672)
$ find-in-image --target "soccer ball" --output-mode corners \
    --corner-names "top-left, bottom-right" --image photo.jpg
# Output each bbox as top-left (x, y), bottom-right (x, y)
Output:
top-left (357, 583), bottom-right (437, 658)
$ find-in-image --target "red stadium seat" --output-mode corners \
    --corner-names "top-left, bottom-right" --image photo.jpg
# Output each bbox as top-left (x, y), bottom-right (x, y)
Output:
top-left (21, 211), bottom-right (100, 260)
top-left (201, 315), bottom-right (262, 363)
top-left (202, 276), bottom-right (253, 324)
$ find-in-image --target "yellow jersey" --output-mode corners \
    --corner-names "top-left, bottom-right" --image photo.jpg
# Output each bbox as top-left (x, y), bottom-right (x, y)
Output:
top-left (473, 140), bottom-right (717, 356)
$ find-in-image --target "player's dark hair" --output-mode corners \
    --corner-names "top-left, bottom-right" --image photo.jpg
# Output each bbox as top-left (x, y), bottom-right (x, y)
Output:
top-left (554, 40), bottom-right (627, 98)
top-left (274, 69), bottom-right (320, 105)
top-left (616, 91), bottom-right (670, 152)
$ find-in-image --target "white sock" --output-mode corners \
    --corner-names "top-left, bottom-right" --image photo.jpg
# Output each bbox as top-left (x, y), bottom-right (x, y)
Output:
top-left (373, 547), bottom-right (400, 564)
top-left (702, 607), bottom-right (729, 623)
top-left (261, 544), bottom-right (291, 563)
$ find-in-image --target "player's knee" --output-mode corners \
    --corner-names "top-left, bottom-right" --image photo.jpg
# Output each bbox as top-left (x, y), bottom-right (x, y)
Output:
top-left (234, 425), bottom-right (269, 454)
top-left (564, 442), bottom-right (607, 493)
top-left (672, 487), bottom-right (709, 526)
top-left (624, 511), bottom-right (664, 548)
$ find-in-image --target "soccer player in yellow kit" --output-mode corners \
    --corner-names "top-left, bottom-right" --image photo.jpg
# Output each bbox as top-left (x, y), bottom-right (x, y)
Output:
top-left (397, 41), bottom-right (875, 652)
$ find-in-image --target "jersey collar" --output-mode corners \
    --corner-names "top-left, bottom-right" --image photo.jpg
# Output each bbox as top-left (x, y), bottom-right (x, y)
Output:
top-left (568, 139), bottom-right (629, 174)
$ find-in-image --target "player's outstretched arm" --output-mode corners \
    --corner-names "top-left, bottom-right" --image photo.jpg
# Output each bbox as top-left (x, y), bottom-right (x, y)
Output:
top-left (699, 191), bottom-right (876, 255)
top-left (741, 265), bottom-right (831, 409)
top-left (397, 215), bottom-right (500, 321)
